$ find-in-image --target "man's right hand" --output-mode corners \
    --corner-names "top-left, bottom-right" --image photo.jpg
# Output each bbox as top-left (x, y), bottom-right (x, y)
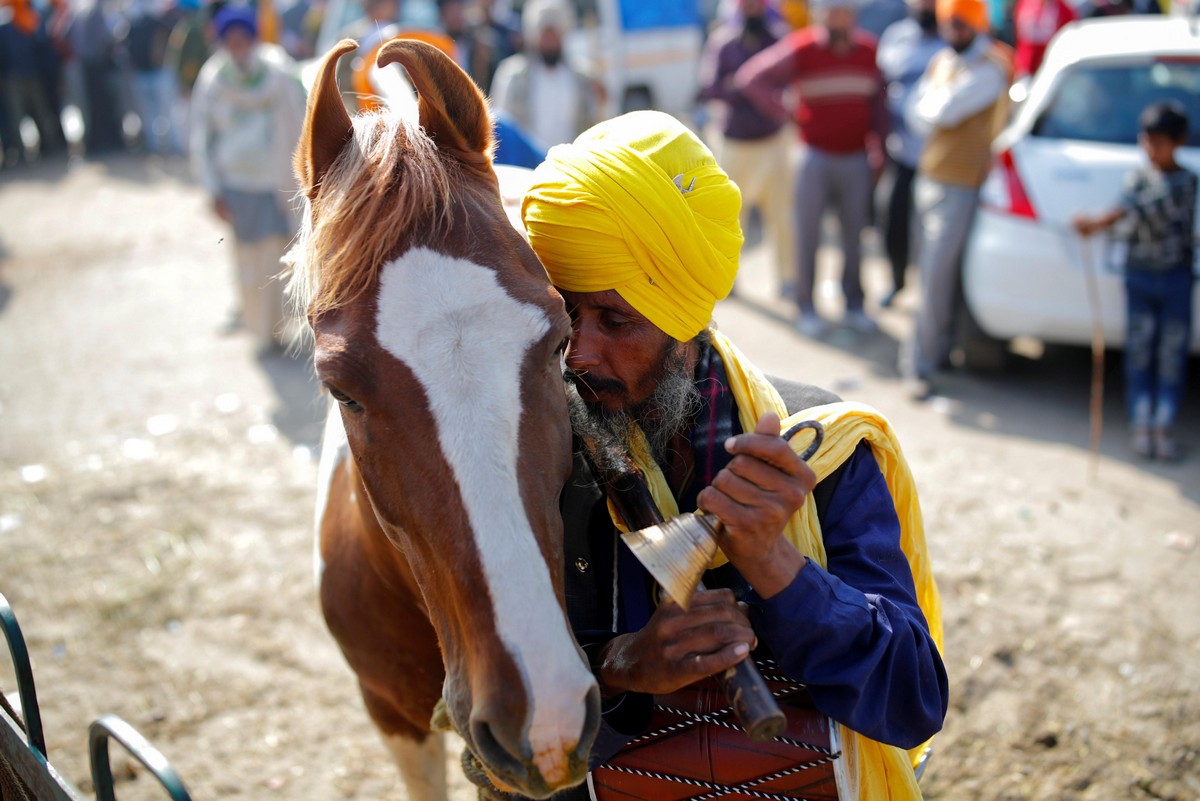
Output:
top-left (595, 588), bottom-right (755, 698)
top-left (212, 196), bottom-right (233, 223)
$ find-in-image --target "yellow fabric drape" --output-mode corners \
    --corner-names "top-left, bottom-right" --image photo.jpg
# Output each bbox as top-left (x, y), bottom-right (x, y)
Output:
top-left (606, 328), bottom-right (944, 799)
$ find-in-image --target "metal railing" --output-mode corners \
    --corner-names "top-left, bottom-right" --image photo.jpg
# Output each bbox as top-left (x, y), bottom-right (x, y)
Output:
top-left (1, 590), bottom-right (194, 801)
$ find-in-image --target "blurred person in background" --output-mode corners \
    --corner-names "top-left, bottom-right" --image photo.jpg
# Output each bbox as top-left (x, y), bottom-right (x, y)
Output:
top-left (0, 0), bottom-right (68, 161)
top-left (163, 0), bottom-right (210, 155)
top-left (900, 0), bottom-right (1011, 400)
top-left (875, 0), bottom-right (942, 307)
top-left (698, 0), bottom-right (796, 295)
top-left (857, 0), bottom-right (908, 38)
top-left (126, 0), bottom-right (181, 154)
top-left (490, 0), bottom-right (598, 151)
top-left (1011, 0), bottom-right (1073, 78)
top-left (42, 0), bottom-right (73, 144)
top-left (279, 0), bottom-right (317, 59)
top-left (191, 5), bottom-right (305, 350)
top-left (737, 0), bottom-right (888, 337)
top-left (439, 0), bottom-right (499, 92)
top-left (1073, 102), bottom-right (1196, 462)
top-left (69, 0), bottom-right (127, 154)
top-left (334, 0), bottom-right (398, 111)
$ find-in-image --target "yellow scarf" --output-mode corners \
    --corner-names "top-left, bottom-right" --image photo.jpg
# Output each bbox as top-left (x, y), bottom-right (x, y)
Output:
top-left (608, 328), bottom-right (943, 799)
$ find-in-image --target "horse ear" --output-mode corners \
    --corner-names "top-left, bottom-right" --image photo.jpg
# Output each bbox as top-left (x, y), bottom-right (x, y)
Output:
top-left (295, 39), bottom-right (358, 199)
top-left (376, 38), bottom-right (494, 168)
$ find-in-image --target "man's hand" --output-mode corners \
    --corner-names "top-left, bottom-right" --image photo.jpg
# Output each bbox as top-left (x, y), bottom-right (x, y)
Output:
top-left (212, 196), bottom-right (233, 224)
top-left (1072, 214), bottom-right (1096, 236)
top-left (697, 412), bottom-right (816, 598)
top-left (595, 589), bottom-right (754, 697)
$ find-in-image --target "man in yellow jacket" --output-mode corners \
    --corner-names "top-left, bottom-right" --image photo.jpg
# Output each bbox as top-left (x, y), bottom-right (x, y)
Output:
top-left (519, 110), bottom-right (949, 800)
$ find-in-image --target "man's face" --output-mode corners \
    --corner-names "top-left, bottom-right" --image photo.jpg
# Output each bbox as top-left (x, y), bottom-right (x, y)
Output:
top-left (559, 288), bottom-right (679, 414)
top-left (1140, 131), bottom-right (1180, 171)
top-left (742, 0), bottom-right (766, 20)
top-left (940, 16), bottom-right (975, 52)
top-left (441, 0), bottom-right (465, 34)
top-left (822, 6), bottom-right (856, 39)
top-left (367, 0), bottom-right (398, 22)
top-left (222, 26), bottom-right (256, 69)
top-left (537, 24), bottom-right (563, 63)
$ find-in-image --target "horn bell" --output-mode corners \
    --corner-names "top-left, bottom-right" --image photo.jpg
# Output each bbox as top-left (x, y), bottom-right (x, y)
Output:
top-left (620, 514), bottom-right (721, 609)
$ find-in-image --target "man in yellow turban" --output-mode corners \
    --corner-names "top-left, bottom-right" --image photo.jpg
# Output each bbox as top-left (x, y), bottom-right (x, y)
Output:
top-left (522, 111), bottom-right (948, 800)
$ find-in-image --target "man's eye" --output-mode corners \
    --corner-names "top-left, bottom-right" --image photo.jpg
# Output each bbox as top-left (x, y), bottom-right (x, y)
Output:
top-left (602, 315), bottom-right (629, 330)
top-left (327, 386), bottom-right (363, 412)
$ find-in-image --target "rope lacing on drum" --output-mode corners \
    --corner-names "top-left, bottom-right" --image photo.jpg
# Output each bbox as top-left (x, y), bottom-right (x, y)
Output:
top-left (598, 755), bottom-right (840, 801)
top-left (596, 660), bottom-right (841, 799)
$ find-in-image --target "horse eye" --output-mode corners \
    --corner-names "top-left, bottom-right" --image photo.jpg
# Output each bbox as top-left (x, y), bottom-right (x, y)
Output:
top-left (551, 337), bottom-right (569, 372)
top-left (326, 385), bottom-right (363, 412)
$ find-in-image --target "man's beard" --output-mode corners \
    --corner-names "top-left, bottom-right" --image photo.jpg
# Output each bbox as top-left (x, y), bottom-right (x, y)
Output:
top-left (565, 341), bottom-right (702, 471)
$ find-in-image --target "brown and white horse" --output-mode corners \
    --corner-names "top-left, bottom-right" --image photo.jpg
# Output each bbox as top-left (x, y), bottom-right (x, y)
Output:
top-left (288, 39), bottom-right (599, 799)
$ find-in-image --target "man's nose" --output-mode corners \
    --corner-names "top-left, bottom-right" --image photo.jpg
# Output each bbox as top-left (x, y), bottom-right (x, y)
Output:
top-left (564, 338), bottom-right (595, 372)
top-left (564, 326), bottom-right (599, 371)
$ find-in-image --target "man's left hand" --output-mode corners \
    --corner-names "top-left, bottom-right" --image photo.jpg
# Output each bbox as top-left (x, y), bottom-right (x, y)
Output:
top-left (696, 412), bottom-right (815, 598)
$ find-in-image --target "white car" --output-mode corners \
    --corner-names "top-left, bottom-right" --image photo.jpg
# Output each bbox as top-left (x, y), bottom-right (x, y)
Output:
top-left (961, 15), bottom-right (1200, 367)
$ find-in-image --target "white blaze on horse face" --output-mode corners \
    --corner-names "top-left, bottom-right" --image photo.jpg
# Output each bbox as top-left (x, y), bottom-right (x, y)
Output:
top-left (375, 247), bottom-right (593, 780)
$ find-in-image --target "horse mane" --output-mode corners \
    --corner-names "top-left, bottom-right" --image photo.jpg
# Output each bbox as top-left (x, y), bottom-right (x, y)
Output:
top-left (285, 109), bottom-right (455, 320)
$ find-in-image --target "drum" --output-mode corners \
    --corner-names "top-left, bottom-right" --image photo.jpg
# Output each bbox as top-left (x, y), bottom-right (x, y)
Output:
top-left (591, 662), bottom-right (842, 801)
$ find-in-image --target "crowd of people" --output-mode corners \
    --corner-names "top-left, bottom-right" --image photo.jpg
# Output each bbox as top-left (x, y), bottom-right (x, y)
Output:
top-left (2, 0), bottom-right (1188, 440)
top-left (700, 0), bottom-right (1191, 465)
top-left (2, 0), bottom-right (1191, 795)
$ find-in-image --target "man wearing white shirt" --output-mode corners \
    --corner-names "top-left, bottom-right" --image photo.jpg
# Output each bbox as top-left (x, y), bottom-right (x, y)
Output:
top-left (489, 0), bottom-right (597, 151)
top-left (899, 0), bottom-right (1011, 399)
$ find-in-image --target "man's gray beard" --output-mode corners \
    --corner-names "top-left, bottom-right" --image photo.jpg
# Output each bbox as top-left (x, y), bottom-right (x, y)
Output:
top-left (566, 343), bottom-right (702, 471)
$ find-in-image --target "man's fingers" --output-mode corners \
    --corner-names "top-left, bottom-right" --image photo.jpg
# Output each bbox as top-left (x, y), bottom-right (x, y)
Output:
top-left (753, 411), bottom-right (782, 438)
top-left (686, 642), bottom-right (751, 680)
top-left (724, 429), bottom-right (808, 476)
top-left (683, 587), bottom-right (739, 609)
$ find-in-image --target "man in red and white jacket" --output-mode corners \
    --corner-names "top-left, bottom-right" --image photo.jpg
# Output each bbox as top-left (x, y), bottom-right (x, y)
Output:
top-left (737, 0), bottom-right (888, 338)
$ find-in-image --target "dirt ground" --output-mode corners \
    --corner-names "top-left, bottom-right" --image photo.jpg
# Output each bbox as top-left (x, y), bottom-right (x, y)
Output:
top-left (1, 155), bottom-right (1198, 801)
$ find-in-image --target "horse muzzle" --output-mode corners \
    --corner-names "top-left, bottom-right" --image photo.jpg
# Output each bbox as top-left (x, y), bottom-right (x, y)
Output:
top-left (461, 681), bottom-right (601, 799)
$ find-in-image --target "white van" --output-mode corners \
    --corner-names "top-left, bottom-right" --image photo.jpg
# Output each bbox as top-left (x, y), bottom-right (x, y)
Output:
top-left (306, 0), bottom-right (705, 124)
top-left (565, 0), bottom-right (705, 122)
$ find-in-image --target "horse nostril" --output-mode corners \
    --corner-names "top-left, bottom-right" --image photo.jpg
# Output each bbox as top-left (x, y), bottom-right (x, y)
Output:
top-left (577, 683), bottom-right (601, 758)
top-left (470, 717), bottom-right (527, 784)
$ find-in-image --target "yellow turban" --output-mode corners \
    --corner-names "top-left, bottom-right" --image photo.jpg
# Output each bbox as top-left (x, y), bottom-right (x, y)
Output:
top-left (521, 111), bottom-right (744, 343)
top-left (936, 0), bottom-right (988, 31)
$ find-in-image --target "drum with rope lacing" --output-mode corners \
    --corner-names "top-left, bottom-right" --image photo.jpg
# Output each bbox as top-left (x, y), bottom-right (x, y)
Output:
top-left (590, 660), bottom-right (845, 801)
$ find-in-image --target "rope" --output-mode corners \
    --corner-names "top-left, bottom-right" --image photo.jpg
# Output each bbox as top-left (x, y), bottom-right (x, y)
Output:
top-left (639, 702), bottom-right (837, 758)
top-left (598, 661), bottom-right (841, 800)
top-left (597, 754), bottom-right (841, 801)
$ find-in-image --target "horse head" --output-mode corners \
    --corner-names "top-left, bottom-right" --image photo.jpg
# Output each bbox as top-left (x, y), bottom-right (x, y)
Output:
top-left (290, 39), bottom-right (599, 797)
